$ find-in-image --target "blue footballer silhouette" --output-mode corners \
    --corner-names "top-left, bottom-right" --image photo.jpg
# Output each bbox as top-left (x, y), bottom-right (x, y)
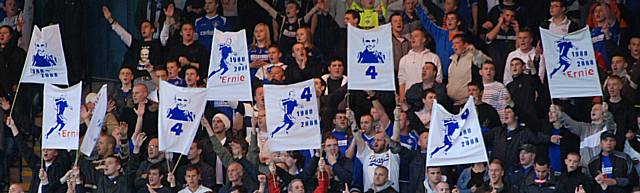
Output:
top-left (271, 91), bottom-right (299, 137)
top-left (45, 97), bottom-right (70, 139)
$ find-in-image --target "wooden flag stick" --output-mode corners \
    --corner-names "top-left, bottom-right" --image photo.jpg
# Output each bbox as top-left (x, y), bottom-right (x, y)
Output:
top-left (8, 82), bottom-right (22, 118)
top-left (171, 154), bottom-right (183, 174)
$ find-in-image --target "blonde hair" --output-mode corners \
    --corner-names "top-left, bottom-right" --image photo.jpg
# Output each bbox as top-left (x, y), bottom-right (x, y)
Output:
top-left (296, 27), bottom-right (314, 48)
top-left (251, 23), bottom-right (272, 49)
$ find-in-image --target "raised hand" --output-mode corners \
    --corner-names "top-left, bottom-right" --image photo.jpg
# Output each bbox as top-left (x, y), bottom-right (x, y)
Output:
top-left (102, 6), bottom-right (113, 22)
top-left (0, 97), bottom-right (10, 110)
top-left (134, 103), bottom-right (146, 117)
top-left (107, 100), bottom-right (116, 113)
top-left (133, 132), bottom-right (148, 148)
top-left (535, 40), bottom-right (543, 56)
top-left (164, 3), bottom-right (175, 18)
top-left (117, 122), bottom-right (129, 138)
top-left (258, 174), bottom-right (267, 184)
top-left (346, 108), bottom-right (355, 125)
top-left (318, 158), bottom-right (326, 172)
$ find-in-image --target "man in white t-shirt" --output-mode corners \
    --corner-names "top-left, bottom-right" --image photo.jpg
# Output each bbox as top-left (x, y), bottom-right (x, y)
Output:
top-left (352, 107), bottom-right (404, 192)
top-left (178, 167), bottom-right (213, 193)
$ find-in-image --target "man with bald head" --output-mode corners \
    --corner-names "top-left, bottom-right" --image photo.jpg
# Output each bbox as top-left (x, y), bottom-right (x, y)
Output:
top-left (220, 162), bottom-right (255, 192)
top-left (8, 183), bottom-right (24, 193)
top-left (135, 138), bottom-right (172, 188)
top-left (365, 166), bottom-right (398, 193)
top-left (119, 83), bottom-right (159, 137)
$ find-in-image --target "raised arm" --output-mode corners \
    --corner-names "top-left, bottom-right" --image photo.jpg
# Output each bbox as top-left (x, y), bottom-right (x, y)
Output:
top-left (159, 4), bottom-right (175, 46)
top-left (369, 91), bottom-right (390, 132)
top-left (415, 5), bottom-right (446, 38)
top-left (247, 117), bottom-right (260, 165)
top-left (254, 0), bottom-right (278, 18)
top-left (202, 117), bottom-right (235, 167)
top-left (553, 105), bottom-right (588, 137)
top-left (303, 2), bottom-right (322, 23)
top-left (485, 15), bottom-right (503, 42)
top-left (103, 6), bottom-right (132, 47)
top-left (6, 117), bottom-right (42, 171)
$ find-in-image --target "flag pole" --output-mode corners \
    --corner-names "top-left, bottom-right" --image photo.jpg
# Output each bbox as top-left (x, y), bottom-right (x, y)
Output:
top-left (166, 156), bottom-right (171, 173)
top-left (171, 154), bottom-right (183, 174)
top-left (8, 82), bottom-right (22, 118)
top-left (74, 149), bottom-right (80, 166)
top-left (40, 140), bottom-right (44, 169)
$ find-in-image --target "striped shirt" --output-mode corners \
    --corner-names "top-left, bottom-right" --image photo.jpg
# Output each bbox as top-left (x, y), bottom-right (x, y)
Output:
top-left (482, 81), bottom-right (509, 123)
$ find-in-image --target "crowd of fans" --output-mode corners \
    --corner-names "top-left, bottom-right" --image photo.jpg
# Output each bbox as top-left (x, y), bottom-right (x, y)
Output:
top-left (2, 0), bottom-right (640, 192)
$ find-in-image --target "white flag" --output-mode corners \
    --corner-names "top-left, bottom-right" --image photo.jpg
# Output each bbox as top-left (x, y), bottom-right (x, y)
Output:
top-left (20, 25), bottom-right (68, 85)
top-left (347, 24), bottom-right (395, 91)
top-left (207, 29), bottom-right (253, 101)
top-left (426, 97), bottom-right (488, 166)
top-left (158, 81), bottom-right (208, 155)
top-left (80, 84), bottom-right (108, 156)
top-left (541, 27), bottom-right (602, 98)
top-left (42, 82), bottom-right (81, 150)
top-left (264, 79), bottom-right (321, 151)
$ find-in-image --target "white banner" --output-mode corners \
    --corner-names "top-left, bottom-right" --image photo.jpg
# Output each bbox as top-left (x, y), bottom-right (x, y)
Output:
top-left (207, 29), bottom-right (253, 101)
top-left (347, 24), bottom-right (395, 91)
top-left (80, 84), bottom-right (108, 156)
top-left (264, 79), bottom-right (321, 151)
top-left (426, 97), bottom-right (488, 166)
top-left (20, 25), bottom-right (68, 85)
top-left (42, 82), bottom-right (81, 150)
top-left (541, 27), bottom-right (602, 98)
top-left (158, 81), bottom-right (208, 155)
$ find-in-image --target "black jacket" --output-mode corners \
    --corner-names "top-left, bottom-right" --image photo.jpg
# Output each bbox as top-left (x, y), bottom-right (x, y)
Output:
top-left (476, 103), bottom-right (501, 129)
top-left (485, 125), bottom-right (549, 170)
top-left (556, 168), bottom-right (592, 193)
top-left (0, 42), bottom-right (26, 92)
top-left (283, 59), bottom-right (323, 84)
top-left (587, 151), bottom-right (638, 193)
top-left (607, 98), bottom-right (639, 150)
top-left (506, 74), bottom-right (549, 132)
top-left (78, 150), bottom-right (140, 193)
top-left (519, 173), bottom-right (559, 193)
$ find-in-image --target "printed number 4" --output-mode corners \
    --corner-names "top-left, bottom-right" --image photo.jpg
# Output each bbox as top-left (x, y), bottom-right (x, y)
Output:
top-left (366, 66), bottom-right (378, 79)
top-left (170, 123), bottom-right (184, 135)
top-left (301, 87), bottom-right (312, 102)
